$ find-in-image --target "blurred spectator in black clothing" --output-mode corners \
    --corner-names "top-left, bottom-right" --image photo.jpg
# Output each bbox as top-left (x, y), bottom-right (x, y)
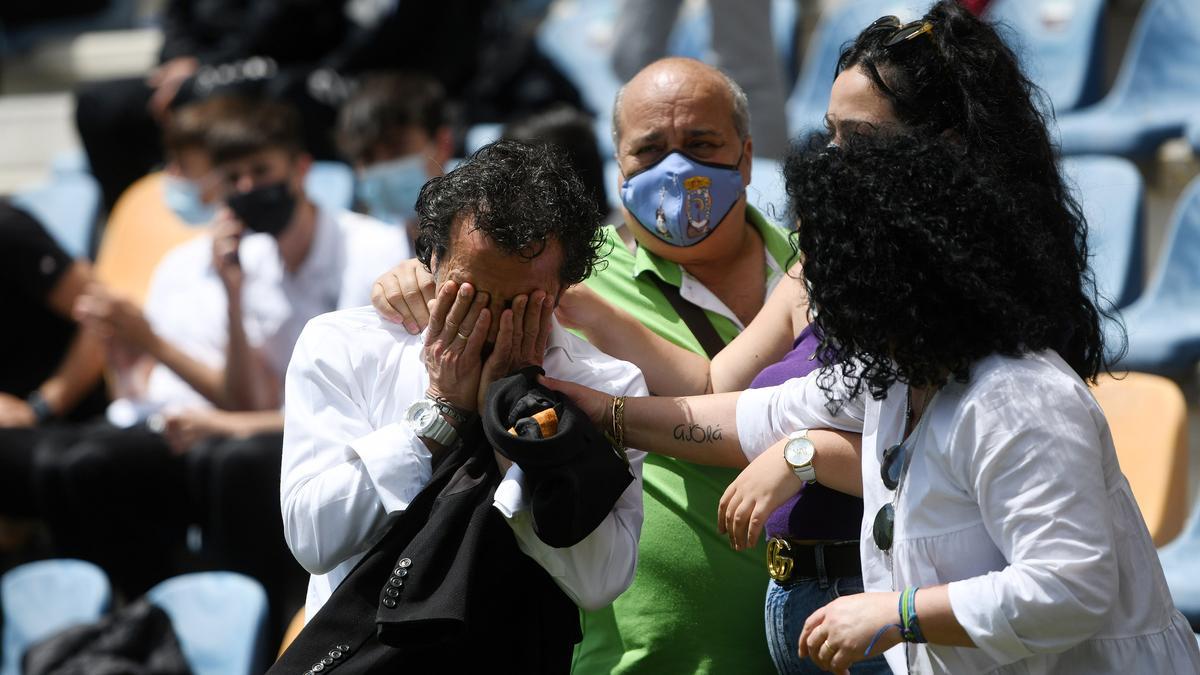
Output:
top-left (336, 71), bottom-right (453, 246)
top-left (0, 205), bottom-right (107, 428)
top-left (0, 205), bottom-right (107, 523)
top-left (503, 105), bottom-right (609, 220)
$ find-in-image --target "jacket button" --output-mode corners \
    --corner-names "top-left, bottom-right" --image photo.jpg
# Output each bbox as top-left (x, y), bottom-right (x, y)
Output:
top-left (388, 577), bottom-right (403, 588)
top-left (329, 649), bottom-right (343, 660)
top-left (393, 567), bottom-right (408, 577)
top-left (383, 597), bottom-right (397, 609)
top-left (385, 587), bottom-right (399, 598)
top-left (397, 558), bottom-right (412, 568)
top-left (322, 657), bottom-right (334, 665)
top-left (337, 644), bottom-right (350, 652)
top-left (312, 664), bottom-right (325, 673)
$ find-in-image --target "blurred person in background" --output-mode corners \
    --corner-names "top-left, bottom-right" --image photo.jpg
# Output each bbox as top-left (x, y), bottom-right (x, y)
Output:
top-left (611, 0), bottom-right (789, 158)
top-left (0, 205), bottom-right (107, 529)
top-left (502, 104), bottom-right (612, 226)
top-left (75, 0), bottom-right (349, 211)
top-left (336, 71), bottom-right (453, 248)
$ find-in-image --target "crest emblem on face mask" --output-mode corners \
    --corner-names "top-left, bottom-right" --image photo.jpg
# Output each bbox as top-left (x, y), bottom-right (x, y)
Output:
top-left (683, 175), bottom-right (713, 239)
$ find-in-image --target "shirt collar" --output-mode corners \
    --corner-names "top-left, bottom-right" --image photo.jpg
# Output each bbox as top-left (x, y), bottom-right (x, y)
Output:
top-left (629, 205), bottom-right (793, 287)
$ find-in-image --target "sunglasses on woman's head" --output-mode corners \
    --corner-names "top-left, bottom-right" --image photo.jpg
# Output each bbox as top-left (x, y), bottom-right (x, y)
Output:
top-left (869, 15), bottom-right (935, 50)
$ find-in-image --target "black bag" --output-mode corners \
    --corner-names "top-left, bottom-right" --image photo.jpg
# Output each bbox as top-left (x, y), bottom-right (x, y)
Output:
top-left (23, 599), bottom-right (192, 675)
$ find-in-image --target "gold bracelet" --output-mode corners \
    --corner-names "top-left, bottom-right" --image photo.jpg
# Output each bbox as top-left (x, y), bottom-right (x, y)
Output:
top-left (612, 396), bottom-right (626, 450)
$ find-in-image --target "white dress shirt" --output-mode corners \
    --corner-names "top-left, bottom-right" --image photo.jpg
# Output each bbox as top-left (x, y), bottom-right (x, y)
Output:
top-left (736, 350), bottom-right (1200, 674)
top-left (281, 307), bottom-right (647, 620)
top-left (109, 206), bottom-right (408, 422)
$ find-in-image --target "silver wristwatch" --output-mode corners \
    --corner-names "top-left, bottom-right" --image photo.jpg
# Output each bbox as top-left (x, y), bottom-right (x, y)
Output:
top-left (783, 429), bottom-right (817, 483)
top-left (403, 398), bottom-right (459, 447)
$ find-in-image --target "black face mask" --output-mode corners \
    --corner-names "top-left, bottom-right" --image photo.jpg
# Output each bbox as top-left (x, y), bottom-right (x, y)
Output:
top-left (226, 182), bottom-right (297, 237)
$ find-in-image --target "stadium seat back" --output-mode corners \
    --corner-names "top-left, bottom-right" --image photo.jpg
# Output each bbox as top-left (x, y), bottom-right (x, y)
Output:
top-left (785, 0), bottom-right (927, 139)
top-left (92, 172), bottom-right (206, 307)
top-left (1062, 155), bottom-right (1145, 310)
top-left (1, 559), bottom-right (111, 675)
top-left (1143, 175), bottom-right (1200, 309)
top-left (146, 572), bottom-right (269, 675)
top-left (747, 156), bottom-right (789, 226)
top-left (1090, 373), bottom-right (1188, 547)
top-left (984, 0), bottom-right (1106, 112)
top-left (11, 172), bottom-right (101, 260)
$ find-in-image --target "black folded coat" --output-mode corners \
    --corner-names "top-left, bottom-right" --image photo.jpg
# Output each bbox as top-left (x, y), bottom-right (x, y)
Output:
top-left (270, 368), bottom-right (634, 675)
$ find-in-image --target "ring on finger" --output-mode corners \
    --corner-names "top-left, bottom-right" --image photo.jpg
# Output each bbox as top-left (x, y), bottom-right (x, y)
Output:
top-left (455, 330), bottom-right (471, 341)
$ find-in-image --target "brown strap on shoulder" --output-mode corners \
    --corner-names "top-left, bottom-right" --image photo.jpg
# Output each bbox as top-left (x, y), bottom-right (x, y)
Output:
top-left (649, 275), bottom-right (726, 360)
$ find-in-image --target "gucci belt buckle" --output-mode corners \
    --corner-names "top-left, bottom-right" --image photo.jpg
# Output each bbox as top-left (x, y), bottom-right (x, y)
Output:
top-left (766, 537), bottom-right (793, 582)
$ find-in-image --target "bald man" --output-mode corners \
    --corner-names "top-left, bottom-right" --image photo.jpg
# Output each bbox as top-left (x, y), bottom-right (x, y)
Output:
top-left (571, 57), bottom-right (790, 675)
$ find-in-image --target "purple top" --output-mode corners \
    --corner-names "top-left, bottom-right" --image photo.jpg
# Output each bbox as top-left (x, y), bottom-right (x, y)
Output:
top-left (749, 324), bottom-right (864, 541)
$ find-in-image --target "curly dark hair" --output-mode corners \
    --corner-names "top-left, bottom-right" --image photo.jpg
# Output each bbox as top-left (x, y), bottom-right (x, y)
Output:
top-left (784, 132), bottom-right (1108, 401)
top-left (414, 139), bottom-right (605, 286)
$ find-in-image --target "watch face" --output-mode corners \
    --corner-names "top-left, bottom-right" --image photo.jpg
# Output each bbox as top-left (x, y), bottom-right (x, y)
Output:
top-left (404, 401), bottom-right (437, 431)
top-left (784, 436), bottom-right (816, 467)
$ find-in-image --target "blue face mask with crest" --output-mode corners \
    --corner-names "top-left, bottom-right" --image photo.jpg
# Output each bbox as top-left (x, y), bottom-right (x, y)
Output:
top-left (619, 150), bottom-right (745, 247)
top-left (162, 174), bottom-right (217, 226)
top-left (355, 154), bottom-right (430, 224)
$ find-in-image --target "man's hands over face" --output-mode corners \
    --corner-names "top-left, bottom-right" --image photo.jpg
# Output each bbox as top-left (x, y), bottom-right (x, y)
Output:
top-left (423, 281), bottom-right (555, 414)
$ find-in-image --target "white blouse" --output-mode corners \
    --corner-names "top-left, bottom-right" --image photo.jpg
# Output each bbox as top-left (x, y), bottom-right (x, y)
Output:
top-left (736, 350), bottom-right (1200, 674)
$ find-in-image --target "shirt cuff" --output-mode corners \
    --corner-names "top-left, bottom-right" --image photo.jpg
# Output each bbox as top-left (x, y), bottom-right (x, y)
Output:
top-left (736, 386), bottom-right (778, 461)
top-left (947, 574), bottom-right (1034, 665)
top-left (492, 463), bottom-right (528, 518)
top-left (348, 423), bottom-right (433, 514)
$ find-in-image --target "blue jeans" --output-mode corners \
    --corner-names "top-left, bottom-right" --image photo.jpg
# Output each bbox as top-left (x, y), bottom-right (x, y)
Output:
top-left (765, 576), bottom-right (893, 675)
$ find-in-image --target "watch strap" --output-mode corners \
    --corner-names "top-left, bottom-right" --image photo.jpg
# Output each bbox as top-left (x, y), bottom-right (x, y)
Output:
top-left (26, 391), bottom-right (55, 425)
top-left (421, 414), bottom-right (459, 447)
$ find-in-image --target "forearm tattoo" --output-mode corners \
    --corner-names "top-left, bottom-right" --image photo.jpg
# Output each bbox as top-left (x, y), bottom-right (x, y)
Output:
top-left (673, 423), bottom-right (722, 443)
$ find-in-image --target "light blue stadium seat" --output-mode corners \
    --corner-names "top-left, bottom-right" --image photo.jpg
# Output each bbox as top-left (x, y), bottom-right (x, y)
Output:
top-left (984, 0), bottom-right (1105, 113)
top-left (465, 123), bottom-right (505, 155)
top-left (1104, 174), bottom-right (1200, 375)
top-left (305, 160), bottom-right (355, 213)
top-left (11, 171), bottom-right (102, 259)
top-left (146, 572), bottom-right (269, 675)
top-left (1053, 0), bottom-right (1200, 158)
top-left (1160, 497), bottom-right (1200, 631)
top-left (1187, 118), bottom-right (1200, 155)
top-left (785, 0), bottom-right (928, 140)
top-left (1062, 155), bottom-right (1145, 311)
top-left (748, 156), bottom-right (790, 226)
top-left (536, 1), bottom-right (623, 157)
top-left (1, 559), bottom-right (111, 675)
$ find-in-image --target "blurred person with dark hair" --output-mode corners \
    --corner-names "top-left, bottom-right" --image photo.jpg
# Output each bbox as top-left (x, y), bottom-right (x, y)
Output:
top-left (554, 130), bottom-right (1200, 674)
top-left (336, 71), bottom-right (453, 247)
top-left (502, 105), bottom-right (610, 223)
top-left (37, 98), bottom-right (408, 625)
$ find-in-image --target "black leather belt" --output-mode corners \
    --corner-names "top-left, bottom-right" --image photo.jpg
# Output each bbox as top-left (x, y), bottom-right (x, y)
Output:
top-left (766, 538), bottom-right (861, 582)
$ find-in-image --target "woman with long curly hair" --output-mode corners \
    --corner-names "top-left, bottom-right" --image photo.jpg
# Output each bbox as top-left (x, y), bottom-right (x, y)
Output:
top-left (544, 131), bottom-right (1200, 673)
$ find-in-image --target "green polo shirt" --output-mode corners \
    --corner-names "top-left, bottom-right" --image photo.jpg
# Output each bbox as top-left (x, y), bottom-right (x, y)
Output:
top-left (572, 207), bottom-right (795, 675)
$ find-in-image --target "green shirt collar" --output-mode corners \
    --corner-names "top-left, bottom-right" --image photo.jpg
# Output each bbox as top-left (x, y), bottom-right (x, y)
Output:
top-left (629, 205), bottom-right (794, 287)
